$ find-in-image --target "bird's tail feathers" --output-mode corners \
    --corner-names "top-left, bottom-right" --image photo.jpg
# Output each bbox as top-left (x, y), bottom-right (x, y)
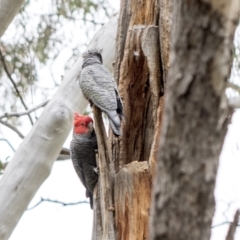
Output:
top-left (115, 90), bottom-right (124, 121)
top-left (117, 107), bottom-right (124, 122)
top-left (109, 119), bottom-right (121, 136)
top-left (86, 190), bottom-right (93, 209)
top-left (106, 110), bottom-right (122, 136)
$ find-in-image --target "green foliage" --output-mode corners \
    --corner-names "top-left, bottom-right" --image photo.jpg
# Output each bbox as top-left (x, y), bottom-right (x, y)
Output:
top-left (0, 0), bottom-right (115, 114)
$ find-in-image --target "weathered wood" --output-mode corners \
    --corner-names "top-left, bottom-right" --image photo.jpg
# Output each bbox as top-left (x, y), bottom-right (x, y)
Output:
top-left (150, 0), bottom-right (239, 239)
top-left (158, 0), bottom-right (173, 83)
top-left (92, 186), bottom-right (102, 240)
top-left (117, 24), bottom-right (162, 169)
top-left (149, 97), bottom-right (164, 177)
top-left (106, 0), bottom-right (166, 239)
top-left (93, 106), bottom-right (115, 240)
top-left (114, 161), bottom-right (151, 240)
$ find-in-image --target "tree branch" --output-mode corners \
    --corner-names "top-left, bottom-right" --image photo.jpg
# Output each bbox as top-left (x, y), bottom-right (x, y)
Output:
top-left (225, 209), bottom-right (240, 240)
top-left (0, 100), bottom-right (49, 119)
top-left (0, 120), bottom-right (25, 138)
top-left (227, 82), bottom-right (240, 93)
top-left (0, 48), bottom-right (34, 125)
top-left (228, 96), bottom-right (240, 108)
top-left (0, 138), bottom-right (16, 152)
top-left (57, 147), bottom-right (70, 160)
top-left (27, 197), bottom-right (89, 210)
top-left (211, 221), bottom-right (240, 228)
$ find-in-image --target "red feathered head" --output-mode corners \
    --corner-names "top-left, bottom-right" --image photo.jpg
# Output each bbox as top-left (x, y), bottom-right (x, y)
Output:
top-left (73, 113), bottom-right (94, 134)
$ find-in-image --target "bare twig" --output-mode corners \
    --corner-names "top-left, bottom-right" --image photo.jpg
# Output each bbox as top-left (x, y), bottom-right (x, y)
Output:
top-left (0, 48), bottom-right (33, 125)
top-left (228, 96), bottom-right (240, 108)
top-left (211, 221), bottom-right (239, 228)
top-left (227, 82), bottom-right (240, 93)
top-left (57, 147), bottom-right (71, 160)
top-left (0, 138), bottom-right (15, 152)
top-left (27, 197), bottom-right (89, 210)
top-left (0, 120), bottom-right (25, 138)
top-left (0, 100), bottom-right (49, 119)
top-left (225, 209), bottom-right (240, 240)
top-left (211, 201), bottom-right (240, 229)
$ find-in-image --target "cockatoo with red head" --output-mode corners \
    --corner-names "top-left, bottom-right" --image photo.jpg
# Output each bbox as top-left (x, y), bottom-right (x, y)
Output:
top-left (70, 113), bottom-right (98, 209)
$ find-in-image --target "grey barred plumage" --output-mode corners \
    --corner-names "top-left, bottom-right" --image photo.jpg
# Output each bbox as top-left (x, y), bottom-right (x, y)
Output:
top-left (70, 114), bottom-right (98, 209)
top-left (80, 49), bottom-right (124, 136)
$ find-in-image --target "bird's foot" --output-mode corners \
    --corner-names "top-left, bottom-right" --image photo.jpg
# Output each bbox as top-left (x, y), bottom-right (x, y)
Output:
top-left (89, 100), bottom-right (94, 107)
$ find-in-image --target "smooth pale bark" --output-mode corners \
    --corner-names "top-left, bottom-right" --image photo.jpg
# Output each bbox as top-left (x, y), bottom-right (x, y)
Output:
top-left (0, 15), bottom-right (118, 240)
top-left (0, 0), bottom-right (25, 37)
top-left (150, 0), bottom-right (239, 239)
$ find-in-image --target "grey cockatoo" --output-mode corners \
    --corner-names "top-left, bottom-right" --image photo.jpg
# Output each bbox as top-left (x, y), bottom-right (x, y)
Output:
top-left (79, 49), bottom-right (124, 136)
top-left (70, 113), bottom-right (98, 209)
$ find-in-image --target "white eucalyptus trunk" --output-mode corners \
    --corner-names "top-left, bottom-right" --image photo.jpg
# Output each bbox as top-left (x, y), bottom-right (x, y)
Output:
top-left (0, 0), bottom-right (25, 37)
top-left (0, 15), bottom-right (118, 240)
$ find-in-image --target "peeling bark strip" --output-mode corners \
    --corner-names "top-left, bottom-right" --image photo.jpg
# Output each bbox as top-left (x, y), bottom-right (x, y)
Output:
top-left (149, 97), bottom-right (164, 177)
top-left (158, 0), bottom-right (173, 83)
top-left (114, 161), bottom-right (152, 240)
top-left (151, 0), bottom-right (239, 240)
top-left (92, 107), bottom-right (115, 240)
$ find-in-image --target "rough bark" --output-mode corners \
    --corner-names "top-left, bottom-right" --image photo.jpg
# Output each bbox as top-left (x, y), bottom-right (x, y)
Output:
top-left (92, 106), bottom-right (115, 240)
top-left (150, 1), bottom-right (239, 240)
top-left (91, 0), bottom-right (169, 239)
top-left (114, 0), bottom-right (162, 169)
top-left (0, 0), bottom-right (25, 38)
top-left (0, 15), bottom-right (118, 240)
top-left (114, 161), bottom-right (152, 240)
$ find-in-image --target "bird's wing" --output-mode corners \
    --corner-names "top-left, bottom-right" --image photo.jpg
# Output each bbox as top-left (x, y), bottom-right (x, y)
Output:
top-left (80, 64), bottom-right (117, 111)
top-left (70, 140), bottom-right (87, 188)
top-left (93, 65), bottom-right (124, 119)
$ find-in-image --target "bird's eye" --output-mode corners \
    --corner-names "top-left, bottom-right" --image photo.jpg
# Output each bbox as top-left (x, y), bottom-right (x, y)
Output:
top-left (81, 123), bottom-right (84, 126)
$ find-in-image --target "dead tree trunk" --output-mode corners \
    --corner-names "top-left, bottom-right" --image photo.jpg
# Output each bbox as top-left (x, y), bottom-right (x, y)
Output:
top-left (93, 0), bottom-right (172, 239)
top-left (150, 1), bottom-right (239, 240)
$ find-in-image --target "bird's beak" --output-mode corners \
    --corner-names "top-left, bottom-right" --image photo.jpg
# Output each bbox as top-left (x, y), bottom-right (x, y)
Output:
top-left (88, 122), bottom-right (93, 132)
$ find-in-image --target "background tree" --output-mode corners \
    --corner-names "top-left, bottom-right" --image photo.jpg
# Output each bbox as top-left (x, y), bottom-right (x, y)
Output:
top-left (151, 0), bottom-right (239, 239)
